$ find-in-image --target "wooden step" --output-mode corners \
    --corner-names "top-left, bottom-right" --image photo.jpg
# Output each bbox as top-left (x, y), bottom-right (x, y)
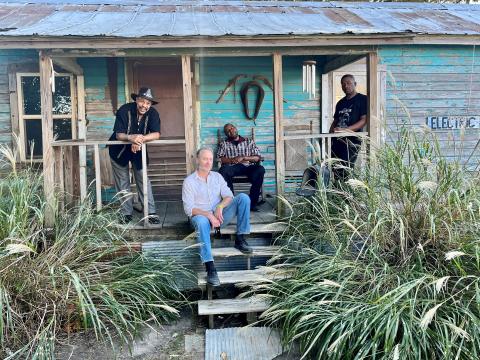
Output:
top-left (211, 245), bottom-right (280, 258)
top-left (197, 268), bottom-right (284, 286)
top-left (219, 223), bottom-right (286, 235)
top-left (198, 297), bottom-right (269, 316)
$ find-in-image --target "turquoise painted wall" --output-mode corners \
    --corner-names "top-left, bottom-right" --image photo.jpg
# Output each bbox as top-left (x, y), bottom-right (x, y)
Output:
top-left (1, 45), bottom-right (478, 189)
top-left (0, 50), bottom-right (38, 145)
top-left (379, 45), bottom-right (480, 169)
top-left (198, 56), bottom-right (321, 194)
top-left (78, 58), bottom-right (126, 140)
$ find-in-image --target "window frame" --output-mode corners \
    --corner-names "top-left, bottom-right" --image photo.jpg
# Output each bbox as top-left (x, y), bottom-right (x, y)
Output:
top-left (16, 72), bottom-right (77, 161)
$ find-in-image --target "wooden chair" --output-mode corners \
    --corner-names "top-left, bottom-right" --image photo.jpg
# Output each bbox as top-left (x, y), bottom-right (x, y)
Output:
top-left (216, 128), bottom-right (265, 202)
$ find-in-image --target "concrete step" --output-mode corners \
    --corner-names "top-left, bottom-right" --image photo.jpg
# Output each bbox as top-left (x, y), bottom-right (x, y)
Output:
top-left (211, 245), bottom-right (280, 258)
top-left (198, 296), bottom-right (269, 316)
top-left (197, 268), bottom-right (286, 287)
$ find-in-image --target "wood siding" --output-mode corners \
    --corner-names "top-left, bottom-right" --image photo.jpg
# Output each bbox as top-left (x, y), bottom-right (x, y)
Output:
top-left (198, 56), bottom-right (321, 194)
top-left (0, 50), bottom-right (38, 145)
top-left (78, 58), bottom-right (126, 141)
top-left (379, 45), bottom-right (480, 170)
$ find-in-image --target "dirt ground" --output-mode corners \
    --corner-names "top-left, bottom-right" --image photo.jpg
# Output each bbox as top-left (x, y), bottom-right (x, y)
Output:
top-left (55, 308), bottom-right (300, 360)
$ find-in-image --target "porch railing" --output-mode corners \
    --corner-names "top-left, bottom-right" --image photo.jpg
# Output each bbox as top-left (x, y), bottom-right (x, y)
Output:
top-left (281, 131), bottom-right (369, 193)
top-left (51, 139), bottom-right (186, 227)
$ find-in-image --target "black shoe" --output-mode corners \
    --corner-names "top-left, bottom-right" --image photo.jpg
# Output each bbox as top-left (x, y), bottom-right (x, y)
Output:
top-left (207, 269), bottom-right (221, 287)
top-left (234, 236), bottom-right (253, 254)
top-left (119, 214), bottom-right (132, 224)
top-left (148, 214), bottom-right (161, 225)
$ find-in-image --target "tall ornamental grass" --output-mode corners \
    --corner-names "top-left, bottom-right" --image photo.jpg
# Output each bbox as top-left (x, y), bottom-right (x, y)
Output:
top-left (251, 128), bottom-right (480, 359)
top-left (0, 145), bottom-right (192, 359)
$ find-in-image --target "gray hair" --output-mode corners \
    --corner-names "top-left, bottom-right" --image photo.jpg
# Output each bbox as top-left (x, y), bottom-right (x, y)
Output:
top-left (196, 147), bottom-right (213, 157)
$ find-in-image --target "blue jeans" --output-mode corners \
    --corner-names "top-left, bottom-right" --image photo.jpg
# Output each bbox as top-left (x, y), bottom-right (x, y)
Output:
top-left (191, 193), bottom-right (251, 263)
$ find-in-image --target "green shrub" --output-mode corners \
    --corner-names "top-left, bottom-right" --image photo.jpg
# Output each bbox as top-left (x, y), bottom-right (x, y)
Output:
top-left (251, 128), bottom-right (480, 359)
top-left (0, 147), bottom-right (192, 359)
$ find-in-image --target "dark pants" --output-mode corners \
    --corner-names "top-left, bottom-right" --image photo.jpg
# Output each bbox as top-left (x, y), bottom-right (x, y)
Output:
top-left (219, 164), bottom-right (265, 207)
top-left (331, 137), bottom-right (361, 183)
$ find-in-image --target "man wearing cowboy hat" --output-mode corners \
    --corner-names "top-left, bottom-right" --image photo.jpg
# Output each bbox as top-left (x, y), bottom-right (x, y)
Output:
top-left (109, 87), bottom-right (161, 224)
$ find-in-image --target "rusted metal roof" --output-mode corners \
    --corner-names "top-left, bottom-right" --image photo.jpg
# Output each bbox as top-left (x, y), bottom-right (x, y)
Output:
top-left (0, 1), bottom-right (479, 37)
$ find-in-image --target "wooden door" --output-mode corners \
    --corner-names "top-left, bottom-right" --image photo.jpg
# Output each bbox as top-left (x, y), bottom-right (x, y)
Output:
top-left (127, 58), bottom-right (186, 201)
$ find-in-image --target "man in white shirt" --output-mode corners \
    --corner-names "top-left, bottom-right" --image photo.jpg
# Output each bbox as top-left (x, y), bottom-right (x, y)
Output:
top-left (182, 147), bottom-right (252, 286)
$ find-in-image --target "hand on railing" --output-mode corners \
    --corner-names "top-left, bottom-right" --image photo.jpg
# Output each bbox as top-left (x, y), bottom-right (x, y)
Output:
top-left (127, 134), bottom-right (144, 145)
top-left (131, 144), bottom-right (141, 153)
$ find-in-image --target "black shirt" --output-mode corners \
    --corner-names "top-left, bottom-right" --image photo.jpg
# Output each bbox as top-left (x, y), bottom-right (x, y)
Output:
top-left (334, 93), bottom-right (367, 130)
top-left (108, 102), bottom-right (161, 169)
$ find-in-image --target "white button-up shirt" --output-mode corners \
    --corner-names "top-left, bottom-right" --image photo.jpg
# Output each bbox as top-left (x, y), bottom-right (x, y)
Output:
top-left (182, 171), bottom-right (234, 217)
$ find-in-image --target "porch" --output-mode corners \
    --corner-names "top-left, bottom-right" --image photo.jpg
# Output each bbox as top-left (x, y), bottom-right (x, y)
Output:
top-left (38, 50), bottom-right (379, 228)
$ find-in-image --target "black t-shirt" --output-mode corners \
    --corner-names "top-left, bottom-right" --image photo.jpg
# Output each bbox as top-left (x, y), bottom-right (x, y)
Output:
top-left (108, 102), bottom-right (161, 169)
top-left (334, 93), bottom-right (367, 130)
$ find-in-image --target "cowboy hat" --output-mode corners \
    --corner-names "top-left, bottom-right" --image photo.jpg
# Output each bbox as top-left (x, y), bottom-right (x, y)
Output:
top-left (131, 87), bottom-right (158, 105)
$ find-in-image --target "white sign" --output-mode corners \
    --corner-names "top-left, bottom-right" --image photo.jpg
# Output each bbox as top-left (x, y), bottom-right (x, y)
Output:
top-left (426, 116), bottom-right (480, 130)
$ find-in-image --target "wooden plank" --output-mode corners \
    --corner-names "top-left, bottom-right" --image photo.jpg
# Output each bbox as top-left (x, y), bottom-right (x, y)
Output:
top-left (198, 297), bottom-right (269, 316)
top-left (218, 223), bottom-right (285, 235)
top-left (282, 132), bottom-right (368, 141)
top-left (52, 57), bottom-right (83, 75)
top-left (7, 69), bottom-right (20, 142)
top-left (211, 246), bottom-right (281, 258)
top-left (142, 143), bottom-right (149, 227)
top-left (94, 144), bottom-right (102, 212)
top-left (0, 34), bottom-right (424, 50)
top-left (182, 55), bottom-right (195, 174)
top-left (39, 51), bottom-right (55, 227)
top-left (76, 74), bottom-right (88, 201)
top-left (51, 139), bottom-right (185, 146)
top-left (197, 268), bottom-right (287, 286)
top-left (367, 52), bottom-right (379, 149)
top-left (273, 52), bottom-right (285, 217)
top-left (48, 47), bottom-right (373, 58)
top-left (53, 146), bottom-right (64, 210)
top-left (63, 146), bottom-right (73, 205)
top-left (71, 146), bottom-right (80, 199)
top-left (193, 57), bottom-right (201, 153)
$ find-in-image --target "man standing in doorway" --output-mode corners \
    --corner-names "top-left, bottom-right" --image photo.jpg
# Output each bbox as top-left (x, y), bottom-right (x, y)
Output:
top-left (109, 87), bottom-right (161, 225)
top-left (182, 148), bottom-right (252, 286)
top-left (329, 74), bottom-right (367, 182)
top-left (217, 123), bottom-right (265, 212)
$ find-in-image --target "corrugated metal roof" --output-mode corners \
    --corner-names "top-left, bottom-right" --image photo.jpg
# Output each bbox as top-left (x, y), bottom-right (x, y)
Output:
top-left (0, 1), bottom-right (479, 38)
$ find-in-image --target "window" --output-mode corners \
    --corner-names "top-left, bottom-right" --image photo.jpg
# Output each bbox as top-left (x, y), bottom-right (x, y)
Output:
top-left (17, 73), bottom-right (76, 160)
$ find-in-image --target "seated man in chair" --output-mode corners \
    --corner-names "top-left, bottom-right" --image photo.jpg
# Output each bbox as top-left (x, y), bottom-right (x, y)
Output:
top-left (217, 123), bottom-right (265, 212)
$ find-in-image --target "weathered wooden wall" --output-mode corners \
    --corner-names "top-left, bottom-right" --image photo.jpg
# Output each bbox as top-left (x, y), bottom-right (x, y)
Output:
top-left (1, 46), bottom-right (478, 185)
top-left (198, 56), bottom-right (321, 194)
top-left (379, 45), bottom-right (480, 170)
top-left (0, 50), bottom-right (37, 145)
top-left (78, 58), bottom-right (126, 141)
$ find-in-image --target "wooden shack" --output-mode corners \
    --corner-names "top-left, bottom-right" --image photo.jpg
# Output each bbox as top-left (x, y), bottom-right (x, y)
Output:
top-left (0, 0), bottom-right (479, 325)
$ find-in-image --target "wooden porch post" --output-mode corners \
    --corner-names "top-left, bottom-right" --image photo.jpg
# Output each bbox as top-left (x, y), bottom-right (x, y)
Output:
top-left (182, 55), bottom-right (195, 174)
top-left (367, 52), bottom-right (379, 150)
top-left (273, 52), bottom-right (285, 216)
top-left (76, 74), bottom-right (88, 201)
top-left (39, 51), bottom-right (55, 227)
